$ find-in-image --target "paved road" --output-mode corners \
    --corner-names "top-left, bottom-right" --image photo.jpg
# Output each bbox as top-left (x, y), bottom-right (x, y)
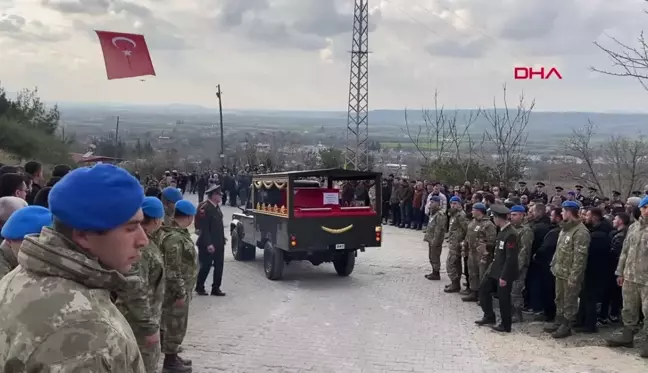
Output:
top-left (180, 195), bottom-right (646, 373)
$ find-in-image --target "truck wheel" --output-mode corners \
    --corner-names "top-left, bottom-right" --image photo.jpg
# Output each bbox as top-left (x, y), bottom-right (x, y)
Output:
top-left (231, 228), bottom-right (256, 261)
top-left (333, 251), bottom-right (356, 276)
top-left (263, 242), bottom-right (284, 280)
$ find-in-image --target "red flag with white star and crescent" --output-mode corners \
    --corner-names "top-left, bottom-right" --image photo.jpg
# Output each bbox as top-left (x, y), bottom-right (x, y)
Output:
top-left (95, 30), bottom-right (156, 80)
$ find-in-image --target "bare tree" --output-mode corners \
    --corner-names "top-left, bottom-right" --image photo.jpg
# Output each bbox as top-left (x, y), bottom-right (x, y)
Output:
top-left (403, 90), bottom-right (453, 163)
top-left (561, 120), bottom-right (605, 193)
top-left (601, 135), bottom-right (648, 197)
top-left (446, 110), bottom-right (482, 180)
top-left (478, 85), bottom-right (533, 183)
top-left (592, 31), bottom-right (648, 91)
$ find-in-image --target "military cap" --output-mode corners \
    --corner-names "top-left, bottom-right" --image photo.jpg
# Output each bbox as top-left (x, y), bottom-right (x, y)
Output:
top-left (555, 186), bottom-right (564, 192)
top-left (206, 184), bottom-right (222, 195)
top-left (612, 190), bottom-right (621, 196)
top-left (632, 190), bottom-right (642, 197)
top-left (536, 182), bottom-right (545, 187)
top-left (518, 181), bottom-right (527, 186)
top-left (1, 205), bottom-right (52, 240)
top-left (562, 200), bottom-right (579, 209)
top-left (472, 203), bottom-right (487, 212)
top-left (640, 196), bottom-right (648, 208)
top-left (175, 200), bottom-right (197, 216)
top-left (142, 196), bottom-right (164, 219)
top-left (588, 187), bottom-right (598, 192)
top-left (490, 203), bottom-right (510, 216)
top-left (575, 184), bottom-right (583, 189)
top-left (449, 196), bottom-right (461, 203)
top-left (161, 187), bottom-right (183, 203)
top-left (49, 164), bottom-right (143, 231)
top-left (429, 195), bottom-right (441, 202)
top-left (510, 205), bottom-right (526, 213)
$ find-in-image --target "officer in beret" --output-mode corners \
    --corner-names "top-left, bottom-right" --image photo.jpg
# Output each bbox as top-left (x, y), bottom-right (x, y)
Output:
top-left (195, 184), bottom-right (227, 297)
top-left (0, 164), bottom-right (148, 372)
top-left (115, 196), bottom-right (167, 373)
top-left (159, 199), bottom-right (198, 372)
top-left (0, 205), bottom-right (52, 278)
top-left (161, 187), bottom-right (184, 226)
top-left (475, 204), bottom-right (518, 333)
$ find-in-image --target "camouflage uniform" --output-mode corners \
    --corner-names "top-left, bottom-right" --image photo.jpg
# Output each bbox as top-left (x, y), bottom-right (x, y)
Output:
top-left (163, 206), bottom-right (174, 227)
top-left (465, 216), bottom-right (497, 292)
top-left (159, 224), bottom-right (198, 355)
top-left (446, 208), bottom-right (468, 281)
top-left (0, 240), bottom-right (17, 279)
top-left (0, 227), bottom-right (145, 372)
top-left (616, 217), bottom-right (648, 331)
top-left (424, 208), bottom-right (447, 272)
top-left (511, 223), bottom-right (534, 308)
top-left (116, 230), bottom-right (166, 373)
top-left (550, 220), bottom-right (590, 322)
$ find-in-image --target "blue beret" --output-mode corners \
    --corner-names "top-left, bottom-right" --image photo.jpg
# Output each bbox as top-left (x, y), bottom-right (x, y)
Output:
top-left (162, 187), bottom-right (183, 203)
top-left (1, 206), bottom-right (52, 240)
top-left (562, 201), bottom-right (579, 209)
top-left (639, 196), bottom-right (648, 208)
top-left (49, 164), bottom-right (144, 231)
top-left (429, 195), bottom-right (441, 202)
top-left (450, 196), bottom-right (461, 203)
top-left (142, 197), bottom-right (164, 219)
top-left (175, 200), bottom-right (197, 216)
top-left (510, 205), bottom-right (526, 213)
top-left (473, 203), bottom-right (487, 211)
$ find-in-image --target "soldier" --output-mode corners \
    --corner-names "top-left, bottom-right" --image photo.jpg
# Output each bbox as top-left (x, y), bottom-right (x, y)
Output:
top-left (159, 200), bottom-right (198, 373)
top-left (543, 200), bottom-right (590, 339)
top-left (195, 185), bottom-right (227, 296)
top-left (509, 205), bottom-right (534, 322)
top-left (461, 203), bottom-right (497, 302)
top-left (529, 182), bottom-right (548, 204)
top-left (0, 164), bottom-right (147, 372)
top-left (607, 196), bottom-right (648, 358)
top-left (161, 187), bottom-right (183, 226)
top-left (554, 186), bottom-right (566, 203)
top-left (0, 206), bottom-right (52, 278)
top-left (475, 204), bottom-right (519, 332)
top-left (611, 190), bottom-right (622, 203)
top-left (115, 197), bottom-right (167, 373)
top-left (444, 196), bottom-right (468, 292)
top-left (424, 196), bottom-right (447, 280)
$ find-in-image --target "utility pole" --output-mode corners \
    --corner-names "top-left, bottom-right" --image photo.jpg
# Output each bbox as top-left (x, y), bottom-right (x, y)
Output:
top-left (344, 0), bottom-right (370, 171)
top-left (216, 85), bottom-right (225, 169)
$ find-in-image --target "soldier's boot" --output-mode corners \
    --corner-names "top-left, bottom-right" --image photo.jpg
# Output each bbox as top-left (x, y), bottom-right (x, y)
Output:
top-left (543, 317), bottom-right (562, 333)
top-left (461, 291), bottom-right (479, 302)
top-left (606, 326), bottom-right (635, 348)
top-left (474, 315), bottom-right (496, 326)
top-left (444, 279), bottom-right (461, 293)
top-left (512, 307), bottom-right (524, 324)
top-left (427, 270), bottom-right (441, 281)
top-left (551, 321), bottom-right (572, 339)
top-left (458, 288), bottom-right (471, 296)
top-left (178, 355), bottom-right (193, 366)
top-left (163, 354), bottom-right (192, 373)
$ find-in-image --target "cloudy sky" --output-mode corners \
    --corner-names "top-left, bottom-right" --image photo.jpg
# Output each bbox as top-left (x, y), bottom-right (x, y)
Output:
top-left (1, 0), bottom-right (648, 112)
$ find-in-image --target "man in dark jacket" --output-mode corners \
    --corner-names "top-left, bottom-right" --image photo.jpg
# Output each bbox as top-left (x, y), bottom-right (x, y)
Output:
top-left (531, 207), bottom-right (563, 321)
top-left (527, 203), bottom-right (553, 312)
top-left (575, 207), bottom-right (612, 332)
top-left (475, 204), bottom-right (519, 333)
top-left (599, 212), bottom-right (629, 323)
top-left (195, 185), bottom-right (227, 296)
top-left (381, 179), bottom-right (391, 224)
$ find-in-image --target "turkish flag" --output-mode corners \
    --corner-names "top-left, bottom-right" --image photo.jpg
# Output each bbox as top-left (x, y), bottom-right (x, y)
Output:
top-left (95, 30), bottom-right (156, 80)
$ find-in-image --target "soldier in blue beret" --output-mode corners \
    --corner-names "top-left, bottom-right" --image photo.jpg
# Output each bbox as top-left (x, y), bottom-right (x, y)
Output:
top-left (158, 199), bottom-right (198, 371)
top-left (162, 187), bottom-right (183, 226)
top-left (0, 163), bottom-right (148, 372)
top-left (0, 205), bottom-right (52, 278)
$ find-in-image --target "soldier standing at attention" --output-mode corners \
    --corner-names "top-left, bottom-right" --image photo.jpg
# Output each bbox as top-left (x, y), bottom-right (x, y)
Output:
top-left (444, 196), bottom-right (468, 293)
top-left (461, 203), bottom-right (497, 302)
top-left (159, 200), bottom-right (198, 373)
top-left (195, 185), bottom-right (227, 296)
top-left (161, 187), bottom-right (184, 226)
top-left (509, 205), bottom-right (534, 322)
top-left (0, 164), bottom-right (148, 372)
top-left (115, 197), bottom-right (167, 373)
top-left (544, 200), bottom-right (590, 339)
top-left (0, 206), bottom-right (52, 279)
top-left (607, 196), bottom-right (648, 358)
top-left (475, 204), bottom-right (519, 333)
top-left (424, 196), bottom-right (447, 280)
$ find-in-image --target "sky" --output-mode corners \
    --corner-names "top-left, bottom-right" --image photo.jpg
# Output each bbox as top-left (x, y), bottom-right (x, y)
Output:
top-left (1, 0), bottom-right (648, 112)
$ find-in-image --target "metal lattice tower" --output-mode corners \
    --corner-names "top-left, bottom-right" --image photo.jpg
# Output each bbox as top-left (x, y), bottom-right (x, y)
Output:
top-left (344, 0), bottom-right (370, 171)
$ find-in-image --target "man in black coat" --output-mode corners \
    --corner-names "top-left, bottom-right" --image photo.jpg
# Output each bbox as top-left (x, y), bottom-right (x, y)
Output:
top-left (195, 184), bottom-right (227, 296)
top-left (475, 204), bottom-right (519, 333)
top-left (531, 207), bottom-right (563, 321)
top-left (526, 203), bottom-right (553, 312)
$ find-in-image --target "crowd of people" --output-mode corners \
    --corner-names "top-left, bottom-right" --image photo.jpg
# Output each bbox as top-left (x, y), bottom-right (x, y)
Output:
top-left (0, 161), bottom-right (230, 373)
top-left (386, 175), bottom-right (647, 357)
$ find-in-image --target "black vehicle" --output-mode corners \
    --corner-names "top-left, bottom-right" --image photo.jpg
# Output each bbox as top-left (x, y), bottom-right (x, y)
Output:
top-left (230, 168), bottom-right (383, 280)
